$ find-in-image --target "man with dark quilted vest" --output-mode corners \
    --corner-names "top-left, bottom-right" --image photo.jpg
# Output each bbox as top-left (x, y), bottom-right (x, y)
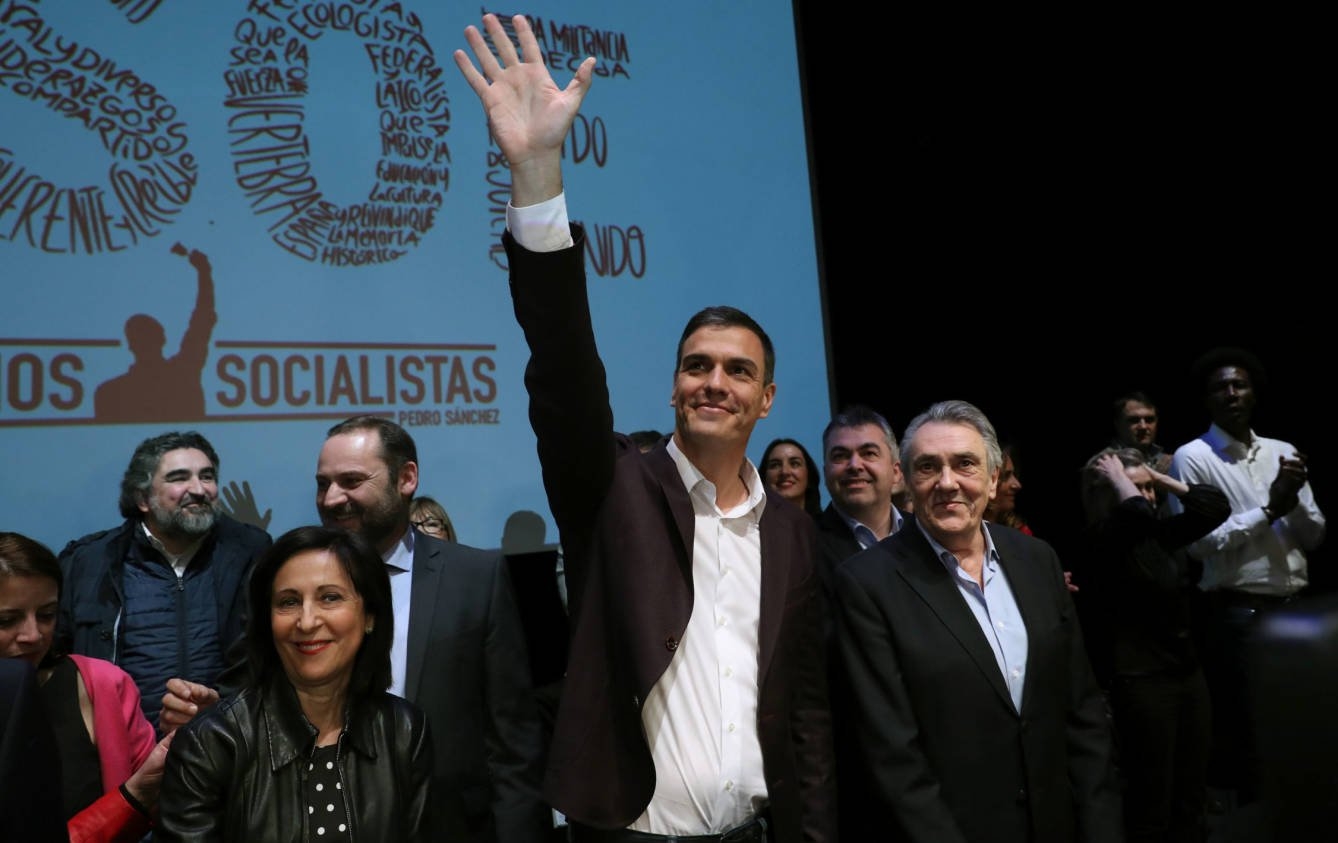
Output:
top-left (56, 430), bottom-right (271, 732)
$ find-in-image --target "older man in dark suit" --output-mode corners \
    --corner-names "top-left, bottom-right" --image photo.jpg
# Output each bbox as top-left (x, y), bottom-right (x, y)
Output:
top-left (835, 400), bottom-right (1121, 843)
top-left (453, 14), bottom-right (835, 843)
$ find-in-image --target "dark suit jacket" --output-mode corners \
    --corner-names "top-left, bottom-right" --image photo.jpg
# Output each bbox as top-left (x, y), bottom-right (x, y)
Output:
top-left (505, 227), bottom-right (836, 843)
top-left (816, 503), bottom-right (863, 605)
top-left (834, 518), bottom-right (1122, 843)
top-left (814, 502), bottom-right (875, 838)
top-left (404, 532), bottom-right (551, 843)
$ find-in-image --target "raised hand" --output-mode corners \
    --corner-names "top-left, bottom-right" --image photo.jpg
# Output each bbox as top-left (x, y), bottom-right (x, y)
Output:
top-left (1268, 452), bottom-right (1308, 516)
top-left (219, 479), bottom-right (272, 531)
top-left (453, 13), bottom-right (595, 206)
top-left (187, 248), bottom-right (211, 274)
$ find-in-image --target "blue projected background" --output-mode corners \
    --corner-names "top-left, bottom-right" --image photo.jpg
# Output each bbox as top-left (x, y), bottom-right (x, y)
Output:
top-left (0, 0), bottom-right (831, 553)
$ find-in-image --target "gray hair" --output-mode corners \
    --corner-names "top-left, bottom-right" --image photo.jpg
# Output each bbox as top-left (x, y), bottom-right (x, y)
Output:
top-left (900, 400), bottom-right (1002, 476)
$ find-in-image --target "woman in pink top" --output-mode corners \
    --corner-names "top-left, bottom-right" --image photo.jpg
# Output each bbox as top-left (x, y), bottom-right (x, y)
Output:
top-left (0, 531), bottom-right (171, 843)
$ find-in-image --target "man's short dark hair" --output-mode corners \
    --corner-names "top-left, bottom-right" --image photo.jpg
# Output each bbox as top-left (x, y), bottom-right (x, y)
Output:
top-left (675, 306), bottom-right (775, 386)
top-left (326, 415), bottom-right (418, 477)
top-left (118, 431), bottom-right (220, 519)
top-left (628, 430), bottom-right (665, 451)
top-left (1191, 347), bottom-right (1269, 394)
top-left (822, 404), bottom-right (899, 458)
top-left (1112, 390), bottom-right (1156, 422)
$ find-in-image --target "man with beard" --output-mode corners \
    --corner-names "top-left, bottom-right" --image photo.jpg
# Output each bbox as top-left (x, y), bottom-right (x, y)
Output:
top-left (56, 430), bottom-right (271, 731)
top-left (160, 416), bottom-right (551, 843)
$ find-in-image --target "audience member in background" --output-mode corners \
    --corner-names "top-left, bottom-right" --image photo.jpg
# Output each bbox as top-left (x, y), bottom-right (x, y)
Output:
top-left (818, 405), bottom-right (905, 574)
top-left (985, 444), bottom-right (1076, 592)
top-left (1080, 449), bottom-right (1229, 843)
top-left (1111, 390), bottom-right (1174, 473)
top-left (57, 431), bottom-right (271, 731)
top-left (628, 429), bottom-right (665, 453)
top-left (2, 531), bottom-right (173, 843)
top-left (1170, 347), bottom-right (1325, 811)
top-left (158, 526), bottom-right (454, 842)
top-left (762, 437), bottom-right (823, 518)
top-left (410, 495), bottom-right (458, 542)
top-left (984, 443), bottom-right (1032, 535)
top-left (815, 404), bottom-right (905, 837)
top-left (835, 400), bottom-right (1121, 843)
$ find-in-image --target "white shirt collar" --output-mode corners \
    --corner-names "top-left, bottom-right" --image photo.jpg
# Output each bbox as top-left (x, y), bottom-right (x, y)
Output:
top-left (665, 437), bottom-right (767, 518)
top-left (139, 520), bottom-right (204, 571)
top-left (384, 525), bottom-right (416, 573)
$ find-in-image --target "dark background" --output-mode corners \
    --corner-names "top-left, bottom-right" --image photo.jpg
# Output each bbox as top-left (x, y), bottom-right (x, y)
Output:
top-left (794, 5), bottom-right (1331, 573)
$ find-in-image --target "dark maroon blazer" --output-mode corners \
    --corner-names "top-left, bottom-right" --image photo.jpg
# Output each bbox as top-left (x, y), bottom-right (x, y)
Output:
top-left (504, 227), bottom-right (836, 843)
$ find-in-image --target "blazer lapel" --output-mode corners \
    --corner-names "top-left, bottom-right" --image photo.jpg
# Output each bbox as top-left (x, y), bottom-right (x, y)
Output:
top-left (404, 534), bottom-right (443, 702)
top-left (993, 535), bottom-right (1052, 715)
top-left (648, 446), bottom-right (695, 585)
top-left (897, 525), bottom-right (1016, 712)
top-left (755, 496), bottom-right (793, 685)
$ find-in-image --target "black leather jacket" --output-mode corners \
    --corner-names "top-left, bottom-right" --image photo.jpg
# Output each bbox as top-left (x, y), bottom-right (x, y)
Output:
top-left (158, 677), bottom-right (437, 842)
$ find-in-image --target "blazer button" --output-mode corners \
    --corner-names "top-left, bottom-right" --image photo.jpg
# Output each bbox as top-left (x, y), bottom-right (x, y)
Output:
top-left (665, 636), bottom-right (679, 651)
top-left (1016, 787), bottom-right (1028, 803)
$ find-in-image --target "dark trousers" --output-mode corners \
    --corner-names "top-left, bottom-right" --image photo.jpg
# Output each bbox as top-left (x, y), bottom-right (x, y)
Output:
top-left (1196, 589), bottom-right (1299, 804)
top-left (1111, 669), bottom-right (1212, 843)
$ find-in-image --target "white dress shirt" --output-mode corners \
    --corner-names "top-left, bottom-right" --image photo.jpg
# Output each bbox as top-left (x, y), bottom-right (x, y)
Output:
top-left (510, 193), bottom-right (769, 834)
top-left (628, 439), bottom-right (768, 835)
top-left (383, 527), bottom-right (415, 697)
top-left (1170, 424), bottom-right (1326, 595)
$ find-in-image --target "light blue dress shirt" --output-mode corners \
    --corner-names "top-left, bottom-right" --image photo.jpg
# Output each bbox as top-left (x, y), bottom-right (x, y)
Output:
top-left (918, 523), bottom-right (1029, 712)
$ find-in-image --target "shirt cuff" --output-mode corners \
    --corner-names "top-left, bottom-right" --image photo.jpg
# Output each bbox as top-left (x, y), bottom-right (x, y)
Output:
top-left (507, 193), bottom-right (573, 253)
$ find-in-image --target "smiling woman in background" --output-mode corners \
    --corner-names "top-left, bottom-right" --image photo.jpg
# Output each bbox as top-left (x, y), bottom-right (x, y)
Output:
top-left (984, 443), bottom-right (1033, 535)
top-left (761, 437), bottom-right (823, 518)
top-left (158, 525), bottom-right (461, 842)
top-left (409, 495), bottom-right (458, 542)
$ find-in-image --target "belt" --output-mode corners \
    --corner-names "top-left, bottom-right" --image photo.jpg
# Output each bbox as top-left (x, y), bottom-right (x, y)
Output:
top-left (1210, 589), bottom-right (1301, 610)
top-left (569, 814), bottom-right (770, 843)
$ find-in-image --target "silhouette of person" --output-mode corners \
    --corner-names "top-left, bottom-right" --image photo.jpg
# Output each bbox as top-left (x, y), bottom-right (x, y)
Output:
top-left (95, 243), bottom-right (217, 423)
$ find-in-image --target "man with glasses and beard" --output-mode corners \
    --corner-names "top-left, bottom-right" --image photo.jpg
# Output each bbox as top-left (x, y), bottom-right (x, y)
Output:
top-left (55, 431), bottom-right (271, 733)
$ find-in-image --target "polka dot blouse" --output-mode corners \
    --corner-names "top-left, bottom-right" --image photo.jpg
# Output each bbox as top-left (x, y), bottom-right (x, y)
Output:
top-left (306, 744), bottom-right (351, 841)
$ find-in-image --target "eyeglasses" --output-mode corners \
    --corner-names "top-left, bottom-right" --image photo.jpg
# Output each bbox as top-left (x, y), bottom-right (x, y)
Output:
top-left (412, 517), bottom-right (446, 531)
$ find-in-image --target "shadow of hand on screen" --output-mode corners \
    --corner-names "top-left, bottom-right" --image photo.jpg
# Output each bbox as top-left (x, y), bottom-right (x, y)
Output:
top-left (219, 480), bottom-right (272, 531)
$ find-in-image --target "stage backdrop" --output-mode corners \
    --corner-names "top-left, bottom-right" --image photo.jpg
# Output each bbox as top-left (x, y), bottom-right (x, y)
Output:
top-left (1, 0), bottom-right (830, 554)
